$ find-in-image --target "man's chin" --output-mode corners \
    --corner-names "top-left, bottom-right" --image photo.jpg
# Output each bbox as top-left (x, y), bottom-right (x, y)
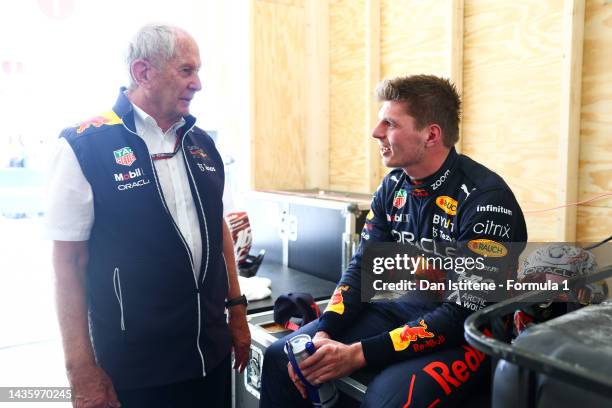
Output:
top-left (382, 158), bottom-right (395, 168)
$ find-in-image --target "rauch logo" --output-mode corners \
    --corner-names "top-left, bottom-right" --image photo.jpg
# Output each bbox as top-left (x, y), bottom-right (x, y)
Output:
top-left (467, 239), bottom-right (507, 257)
top-left (436, 196), bottom-right (457, 216)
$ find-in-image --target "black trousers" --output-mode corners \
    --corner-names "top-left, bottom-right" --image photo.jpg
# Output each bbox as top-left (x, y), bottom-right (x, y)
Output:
top-left (260, 304), bottom-right (489, 408)
top-left (116, 355), bottom-right (230, 408)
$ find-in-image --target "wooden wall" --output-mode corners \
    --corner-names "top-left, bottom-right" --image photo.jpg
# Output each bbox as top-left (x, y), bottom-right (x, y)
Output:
top-left (577, 0), bottom-right (612, 242)
top-left (251, 0), bottom-right (612, 242)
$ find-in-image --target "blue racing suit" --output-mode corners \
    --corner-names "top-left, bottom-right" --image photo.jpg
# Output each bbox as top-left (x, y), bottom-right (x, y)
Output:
top-left (261, 148), bottom-right (527, 407)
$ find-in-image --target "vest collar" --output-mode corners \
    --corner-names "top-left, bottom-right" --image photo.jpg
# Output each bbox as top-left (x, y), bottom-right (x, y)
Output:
top-left (113, 87), bottom-right (197, 135)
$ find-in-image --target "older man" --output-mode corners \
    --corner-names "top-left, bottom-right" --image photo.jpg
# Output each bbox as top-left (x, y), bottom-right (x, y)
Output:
top-left (46, 24), bottom-right (249, 408)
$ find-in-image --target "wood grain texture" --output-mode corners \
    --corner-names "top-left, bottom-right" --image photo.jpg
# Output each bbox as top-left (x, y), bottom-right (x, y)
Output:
top-left (304, 0), bottom-right (330, 190)
top-left (579, 0), bottom-right (612, 208)
top-left (557, 0), bottom-right (584, 241)
top-left (252, 0), bottom-right (306, 190)
top-left (329, 0), bottom-right (368, 193)
top-left (380, 0), bottom-right (453, 78)
top-left (377, 0), bottom-right (462, 180)
top-left (365, 0), bottom-right (382, 193)
top-left (463, 0), bottom-right (565, 240)
top-left (577, 205), bottom-right (612, 241)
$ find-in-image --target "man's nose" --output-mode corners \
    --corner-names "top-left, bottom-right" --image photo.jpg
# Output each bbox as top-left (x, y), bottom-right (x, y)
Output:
top-left (190, 74), bottom-right (202, 92)
top-left (371, 122), bottom-right (384, 140)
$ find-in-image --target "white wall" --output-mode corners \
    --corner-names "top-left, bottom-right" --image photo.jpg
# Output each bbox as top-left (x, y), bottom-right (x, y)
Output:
top-left (0, 0), bottom-right (251, 197)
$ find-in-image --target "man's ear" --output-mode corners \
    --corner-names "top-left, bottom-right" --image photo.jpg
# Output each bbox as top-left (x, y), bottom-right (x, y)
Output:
top-left (424, 124), bottom-right (443, 147)
top-left (130, 59), bottom-right (151, 88)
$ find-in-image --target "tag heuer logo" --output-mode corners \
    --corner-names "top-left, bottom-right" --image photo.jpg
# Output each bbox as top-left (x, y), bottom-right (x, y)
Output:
top-left (393, 189), bottom-right (407, 209)
top-left (113, 147), bottom-right (136, 166)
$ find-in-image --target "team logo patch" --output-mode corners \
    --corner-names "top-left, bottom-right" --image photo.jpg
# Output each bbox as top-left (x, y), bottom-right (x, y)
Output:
top-left (436, 196), bottom-right (458, 216)
top-left (113, 147), bottom-right (137, 166)
top-left (393, 189), bottom-right (408, 209)
top-left (467, 239), bottom-right (507, 257)
top-left (76, 110), bottom-right (122, 134)
top-left (366, 210), bottom-right (374, 220)
top-left (389, 320), bottom-right (435, 351)
top-left (411, 188), bottom-right (429, 197)
top-left (188, 145), bottom-right (208, 159)
top-left (325, 285), bottom-right (349, 315)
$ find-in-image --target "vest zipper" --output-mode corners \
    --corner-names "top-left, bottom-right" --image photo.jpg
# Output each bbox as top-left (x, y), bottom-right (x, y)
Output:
top-left (180, 130), bottom-right (209, 379)
top-left (121, 120), bottom-right (206, 376)
top-left (112, 267), bottom-right (126, 342)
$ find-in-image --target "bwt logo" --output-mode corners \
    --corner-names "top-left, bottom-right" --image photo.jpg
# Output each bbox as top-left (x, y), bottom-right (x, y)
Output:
top-left (114, 168), bottom-right (143, 182)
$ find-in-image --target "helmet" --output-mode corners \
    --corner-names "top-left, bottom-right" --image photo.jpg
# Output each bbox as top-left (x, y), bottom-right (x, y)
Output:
top-left (514, 244), bottom-right (608, 335)
top-left (226, 211), bottom-right (253, 265)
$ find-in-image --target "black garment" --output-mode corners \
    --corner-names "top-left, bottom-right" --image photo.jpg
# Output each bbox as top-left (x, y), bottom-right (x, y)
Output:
top-left (116, 355), bottom-right (230, 408)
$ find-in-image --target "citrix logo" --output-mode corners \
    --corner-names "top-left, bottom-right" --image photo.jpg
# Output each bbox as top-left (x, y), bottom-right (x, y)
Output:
top-left (472, 219), bottom-right (510, 238)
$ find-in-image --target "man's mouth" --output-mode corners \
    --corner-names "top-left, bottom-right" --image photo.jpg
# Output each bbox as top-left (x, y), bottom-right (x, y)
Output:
top-left (380, 146), bottom-right (391, 156)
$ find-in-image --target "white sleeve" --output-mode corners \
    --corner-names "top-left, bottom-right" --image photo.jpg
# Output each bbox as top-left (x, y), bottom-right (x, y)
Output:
top-left (42, 137), bottom-right (94, 241)
top-left (222, 176), bottom-right (235, 216)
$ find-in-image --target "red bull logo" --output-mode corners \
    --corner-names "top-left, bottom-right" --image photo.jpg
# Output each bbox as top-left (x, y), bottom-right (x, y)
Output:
top-left (422, 344), bottom-right (486, 396)
top-left (390, 320), bottom-right (435, 351)
top-left (325, 285), bottom-right (349, 315)
top-left (411, 188), bottom-right (429, 197)
top-left (77, 116), bottom-right (111, 133)
top-left (76, 110), bottom-right (123, 134)
top-left (189, 146), bottom-right (208, 159)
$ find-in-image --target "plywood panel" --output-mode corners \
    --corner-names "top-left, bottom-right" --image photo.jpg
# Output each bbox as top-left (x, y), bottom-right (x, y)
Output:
top-left (380, 0), bottom-right (452, 79)
top-left (577, 205), bottom-right (612, 242)
top-left (579, 0), bottom-right (612, 208)
top-left (365, 0), bottom-right (382, 193)
top-left (252, 0), bottom-right (306, 190)
top-left (376, 0), bottom-right (462, 184)
top-left (329, 0), bottom-right (368, 193)
top-left (304, 0), bottom-right (330, 190)
top-left (463, 0), bottom-right (565, 240)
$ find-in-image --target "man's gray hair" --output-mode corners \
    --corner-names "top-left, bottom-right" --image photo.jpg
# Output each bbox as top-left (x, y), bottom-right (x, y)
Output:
top-left (126, 24), bottom-right (177, 89)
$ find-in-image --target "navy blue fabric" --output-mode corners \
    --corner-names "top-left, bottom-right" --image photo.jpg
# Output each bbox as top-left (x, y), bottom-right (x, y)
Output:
top-left (260, 304), bottom-right (490, 408)
top-left (317, 148), bottom-right (527, 366)
top-left (61, 89), bottom-right (231, 389)
top-left (116, 354), bottom-right (230, 408)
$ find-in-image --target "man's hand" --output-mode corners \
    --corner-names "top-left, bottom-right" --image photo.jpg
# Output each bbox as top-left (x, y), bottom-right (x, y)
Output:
top-left (287, 362), bottom-right (307, 399)
top-left (285, 331), bottom-right (342, 399)
top-left (228, 306), bottom-right (251, 372)
top-left (299, 338), bottom-right (366, 384)
top-left (312, 331), bottom-right (330, 342)
top-left (68, 363), bottom-right (120, 408)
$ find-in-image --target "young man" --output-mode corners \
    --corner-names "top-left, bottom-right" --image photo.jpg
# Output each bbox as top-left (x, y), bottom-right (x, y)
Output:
top-left (46, 24), bottom-right (249, 408)
top-left (260, 75), bottom-right (527, 407)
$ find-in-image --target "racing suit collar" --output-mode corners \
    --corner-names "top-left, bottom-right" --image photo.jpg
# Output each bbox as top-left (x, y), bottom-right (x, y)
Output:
top-left (404, 147), bottom-right (458, 196)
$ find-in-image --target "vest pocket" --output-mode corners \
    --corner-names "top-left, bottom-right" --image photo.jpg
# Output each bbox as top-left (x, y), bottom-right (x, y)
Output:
top-left (113, 267), bottom-right (126, 335)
